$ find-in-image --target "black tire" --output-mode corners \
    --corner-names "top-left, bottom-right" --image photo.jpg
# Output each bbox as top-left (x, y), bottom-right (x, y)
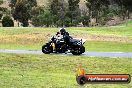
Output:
top-left (71, 47), bottom-right (82, 55)
top-left (72, 52), bottom-right (81, 55)
top-left (42, 44), bottom-right (53, 54)
top-left (81, 46), bottom-right (85, 53)
top-left (76, 76), bottom-right (87, 85)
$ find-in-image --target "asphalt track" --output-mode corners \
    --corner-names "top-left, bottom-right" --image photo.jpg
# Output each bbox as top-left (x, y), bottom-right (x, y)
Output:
top-left (0, 50), bottom-right (132, 58)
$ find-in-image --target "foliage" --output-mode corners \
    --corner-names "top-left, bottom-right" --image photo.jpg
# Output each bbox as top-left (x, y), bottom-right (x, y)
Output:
top-left (26, 0), bottom-right (37, 10)
top-left (32, 10), bottom-right (53, 27)
top-left (67, 0), bottom-right (81, 26)
top-left (10, 0), bottom-right (37, 7)
top-left (11, 0), bottom-right (37, 27)
top-left (63, 17), bottom-right (71, 27)
top-left (31, 6), bottom-right (44, 17)
top-left (2, 15), bottom-right (14, 27)
top-left (86, 0), bottom-right (110, 24)
top-left (0, 0), bottom-right (3, 5)
top-left (49, 0), bottom-right (67, 27)
top-left (12, 0), bottom-right (36, 27)
top-left (0, 12), bottom-right (2, 19)
top-left (3, 0), bottom-right (132, 27)
top-left (10, 0), bottom-right (17, 6)
top-left (0, 7), bottom-right (8, 12)
top-left (80, 15), bottom-right (90, 27)
top-left (113, 0), bottom-right (132, 19)
top-left (12, 0), bottom-right (30, 27)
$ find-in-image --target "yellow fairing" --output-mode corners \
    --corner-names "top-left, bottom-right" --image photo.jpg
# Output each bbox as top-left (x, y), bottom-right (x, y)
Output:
top-left (51, 43), bottom-right (55, 50)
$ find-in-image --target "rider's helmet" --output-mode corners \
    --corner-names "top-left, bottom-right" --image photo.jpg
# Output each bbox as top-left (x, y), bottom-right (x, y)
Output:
top-left (60, 28), bottom-right (66, 35)
top-left (56, 32), bottom-right (60, 35)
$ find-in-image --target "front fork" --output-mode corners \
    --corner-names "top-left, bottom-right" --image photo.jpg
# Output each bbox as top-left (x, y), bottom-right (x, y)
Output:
top-left (51, 43), bottom-right (55, 51)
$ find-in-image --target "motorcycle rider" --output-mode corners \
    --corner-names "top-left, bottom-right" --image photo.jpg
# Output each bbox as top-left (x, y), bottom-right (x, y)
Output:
top-left (59, 28), bottom-right (71, 45)
top-left (51, 32), bottom-right (62, 42)
top-left (51, 32), bottom-right (63, 51)
top-left (51, 28), bottom-right (71, 52)
top-left (42, 28), bottom-right (85, 54)
top-left (60, 28), bottom-right (69, 36)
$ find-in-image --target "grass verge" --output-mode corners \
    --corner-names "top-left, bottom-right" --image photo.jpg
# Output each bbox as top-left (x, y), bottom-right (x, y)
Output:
top-left (0, 27), bottom-right (132, 52)
top-left (0, 53), bottom-right (132, 88)
top-left (0, 41), bottom-right (132, 52)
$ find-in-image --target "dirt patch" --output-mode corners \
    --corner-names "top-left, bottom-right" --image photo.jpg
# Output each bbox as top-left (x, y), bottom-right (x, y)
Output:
top-left (0, 33), bottom-right (132, 44)
top-left (72, 34), bottom-right (132, 43)
top-left (89, 35), bottom-right (132, 43)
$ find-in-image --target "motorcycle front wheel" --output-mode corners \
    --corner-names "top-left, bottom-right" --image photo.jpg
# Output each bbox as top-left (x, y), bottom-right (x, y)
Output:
top-left (42, 44), bottom-right (53, 54)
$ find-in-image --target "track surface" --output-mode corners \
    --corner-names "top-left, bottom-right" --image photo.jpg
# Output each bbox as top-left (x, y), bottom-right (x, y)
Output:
top-left (0, 50), bottom-right (132, 58)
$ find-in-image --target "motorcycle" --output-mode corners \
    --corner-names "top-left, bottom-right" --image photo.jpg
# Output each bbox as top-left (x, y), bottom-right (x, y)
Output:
top-left (42, 35), bottom-right (86, 55)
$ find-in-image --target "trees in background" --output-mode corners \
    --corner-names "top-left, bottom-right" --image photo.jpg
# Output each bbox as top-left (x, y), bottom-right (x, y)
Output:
top-left (0, 0), bottom-right (10, 21)
top-left (85, 0), bottom-right (132, 25)
top-left (10, 0), bottom-right (37, 7)
top-left (12, 0), bottom-right (30, 27)
top-left (26, 0), bottom-right (37, 10)
top-left (86, 0), bottom-right (110, 25)
top-left (80, 15), bottom-right (90, 26)
top-left (1, 0), bottom-right (132, 27)
top-left (2, 15), bottom-right (14, 27)
top-left (67, 0), bottom-right (81, 26)
top-left (49, 0), bottom-right (67, 27)
top-left (113, 0), bottom-right (132, 19)
top-left (11, 0), bottom-right (37, 27)
top-left (32, 0), bottom-right (81, 27)
top-left (0, 0), bottom-right (3, 5)
top-left (0, 0), bottom-right (3, 20)
top-left (10, 0), bottom-right (17, 6)
top-left (32, 10), bottom-right (53, 27)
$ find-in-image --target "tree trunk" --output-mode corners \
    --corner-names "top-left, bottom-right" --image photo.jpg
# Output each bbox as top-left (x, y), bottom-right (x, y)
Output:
top-left (127, 10), bottom-right (130, 19)
top-left (121, 5), bottom-right (125, 20)
top-left (96, 11), bottom-right (99, 23)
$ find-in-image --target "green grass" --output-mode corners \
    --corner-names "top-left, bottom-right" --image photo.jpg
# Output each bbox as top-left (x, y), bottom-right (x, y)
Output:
top-left (0, 41), bottom-right (132, 52)
top-left (85, 41), bottom-right (132, 52)
top-left (119, 20), bottom-right (132, 27)
top-left (0, 53), bottom-right (132, 88)
top-left (69, 26), bottom-right (132, 37)
top-left (0, 27), bottom-right (132, 52)
top-left (0, 26), bottom-right (132, 37)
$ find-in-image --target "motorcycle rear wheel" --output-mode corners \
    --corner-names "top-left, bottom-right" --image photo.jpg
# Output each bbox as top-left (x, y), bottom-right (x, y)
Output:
top-left (71, 47), bottom-right (82, 55)
top-left (71, 46), bottom-right (85, 55)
